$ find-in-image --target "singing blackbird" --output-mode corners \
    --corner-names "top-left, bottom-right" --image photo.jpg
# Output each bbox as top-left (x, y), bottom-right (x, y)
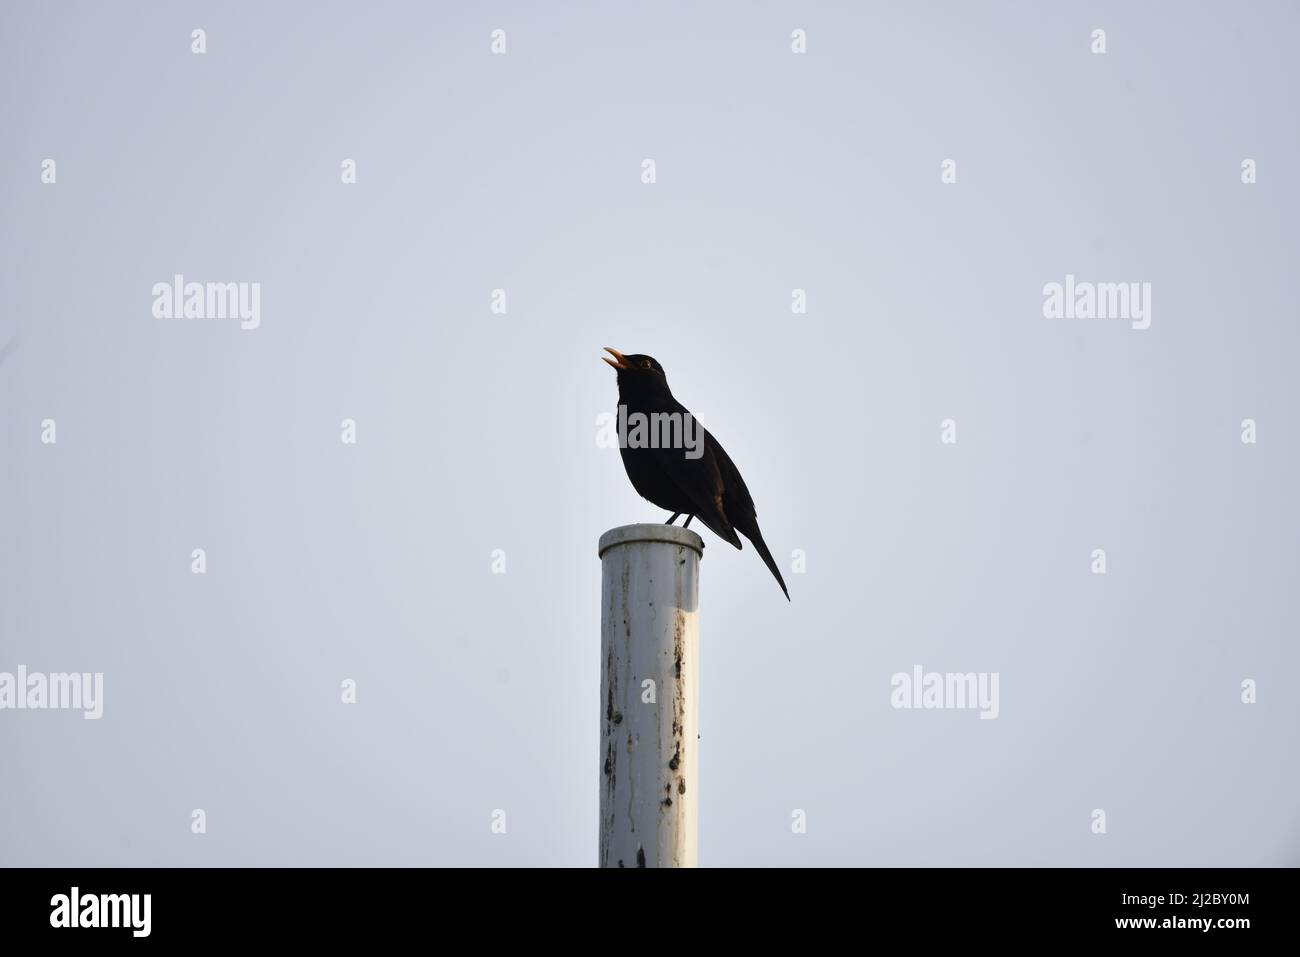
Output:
top-left (602, 347), bottom-right (790, 600)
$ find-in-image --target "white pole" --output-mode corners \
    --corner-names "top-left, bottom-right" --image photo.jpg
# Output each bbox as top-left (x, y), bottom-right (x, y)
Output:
top-left (598, 524), bottom-right (703, 868)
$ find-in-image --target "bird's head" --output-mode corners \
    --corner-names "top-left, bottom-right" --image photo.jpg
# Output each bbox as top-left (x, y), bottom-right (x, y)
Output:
top-left (602, 347), bottom-right (669, 391)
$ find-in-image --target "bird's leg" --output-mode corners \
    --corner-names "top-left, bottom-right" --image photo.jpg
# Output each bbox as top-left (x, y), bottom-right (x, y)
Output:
top-left (683, 514), bottom-right (694, 529)
top-left (665, 512), bottom-right (681, 525)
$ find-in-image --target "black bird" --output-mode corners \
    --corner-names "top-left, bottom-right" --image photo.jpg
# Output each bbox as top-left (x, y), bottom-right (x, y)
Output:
top-left (603, 347), bottom-right (789, 600)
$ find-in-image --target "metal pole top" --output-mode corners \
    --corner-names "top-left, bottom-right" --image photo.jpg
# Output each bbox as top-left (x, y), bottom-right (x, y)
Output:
top-left (597, 524), bottom-right (705, 560)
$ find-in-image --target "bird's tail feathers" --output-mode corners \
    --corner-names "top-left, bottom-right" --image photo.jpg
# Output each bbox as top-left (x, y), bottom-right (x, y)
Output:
top-left (740, 523), bottom-right (790, 601)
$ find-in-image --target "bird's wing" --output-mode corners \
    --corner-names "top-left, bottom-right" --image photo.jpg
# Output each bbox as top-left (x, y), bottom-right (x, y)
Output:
top-left (707, 433), bottom-right (757, 523)
top-left (650, 403), bottom-right (742, 548)
top-left (708, 431), bottom-right (791, 600)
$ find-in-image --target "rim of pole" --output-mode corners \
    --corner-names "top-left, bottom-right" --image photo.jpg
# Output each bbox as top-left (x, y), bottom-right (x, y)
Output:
top-left (597, 523), bottom-right (705, 560)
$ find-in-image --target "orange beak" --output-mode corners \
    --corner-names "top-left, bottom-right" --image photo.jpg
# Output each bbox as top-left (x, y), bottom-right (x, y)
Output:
top-left (602, 346), bottom-right (630, 370)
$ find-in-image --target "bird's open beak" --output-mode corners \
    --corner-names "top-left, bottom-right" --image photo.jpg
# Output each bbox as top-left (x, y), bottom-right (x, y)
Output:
top-left (602, 346), bottom-right (630, 370)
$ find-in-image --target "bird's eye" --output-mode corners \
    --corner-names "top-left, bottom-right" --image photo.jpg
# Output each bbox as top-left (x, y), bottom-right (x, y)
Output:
top-left (641, 360), bottom-right (653, 370)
